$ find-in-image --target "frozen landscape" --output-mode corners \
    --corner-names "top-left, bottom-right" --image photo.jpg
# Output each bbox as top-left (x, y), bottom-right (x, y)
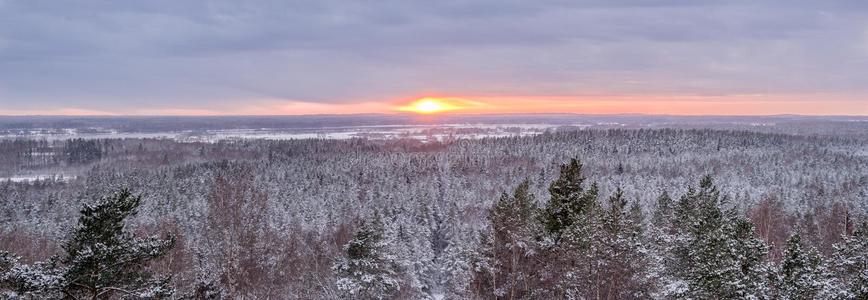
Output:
top-left (3, 0), bottom-right (868, 298)
top-left (1, 115), bottom-right (867, 299)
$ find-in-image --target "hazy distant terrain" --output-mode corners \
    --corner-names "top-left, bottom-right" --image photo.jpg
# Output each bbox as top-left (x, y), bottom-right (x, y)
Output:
top-left (2, 114), bottom-right (868, 141)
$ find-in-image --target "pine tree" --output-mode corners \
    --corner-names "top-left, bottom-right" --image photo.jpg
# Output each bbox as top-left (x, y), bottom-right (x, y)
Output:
top-left (540, 158), bottom-right (598, 240)
top-left (589, 188), bottom-right (653, 299)
top-left (647, 191), bottom-right (681, 298)
top-left (535, 158), bottom-right (600, 297)
top-left (773, 233), bottom-right (838, 299)
top-left (669, 176), bottom-right (770, 299)
top-left (0, 189), bottom-right (175, 299)
top-left (651, 191), bottom-right (674, 230)
top-left (384, 205), bottom-right (436, 299)
top-left (333, 216), bottom-right (401, 299)
top-left (472, 180), bottom-right (540, 299)
top-left (831, 222), bottom-right (868, 299)
top-left (439, 226), bottom-right (475, 300)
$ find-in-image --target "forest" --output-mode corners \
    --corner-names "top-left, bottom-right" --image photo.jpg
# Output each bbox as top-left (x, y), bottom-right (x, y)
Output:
top-left (0, 126), bottom-right (866, 299)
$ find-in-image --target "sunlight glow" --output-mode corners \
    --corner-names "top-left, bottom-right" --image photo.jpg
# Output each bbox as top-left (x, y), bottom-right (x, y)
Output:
top-left (398, 98), bottom-right (461, 114)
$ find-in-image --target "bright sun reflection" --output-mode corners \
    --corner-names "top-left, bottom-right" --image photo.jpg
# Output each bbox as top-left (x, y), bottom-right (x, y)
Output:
top-left (399, 98), bottom-right (459, 114)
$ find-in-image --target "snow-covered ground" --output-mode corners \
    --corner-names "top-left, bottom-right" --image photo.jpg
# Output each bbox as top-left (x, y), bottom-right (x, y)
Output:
top-left (0, 174), bottom-right (77, 183)
top-left (0, 123), bottom-right (581, 142)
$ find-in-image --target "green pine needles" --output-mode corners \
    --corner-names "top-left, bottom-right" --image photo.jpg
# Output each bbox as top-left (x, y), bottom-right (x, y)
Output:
top-left (1, 189), bottom-right (175, 299)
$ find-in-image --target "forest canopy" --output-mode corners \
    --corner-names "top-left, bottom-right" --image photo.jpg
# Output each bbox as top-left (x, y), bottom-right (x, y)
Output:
top-left (1, 127), bottom-right (866, 299)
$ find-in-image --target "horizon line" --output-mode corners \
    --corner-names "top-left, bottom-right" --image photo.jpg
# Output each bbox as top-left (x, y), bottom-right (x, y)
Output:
top-left (1, 112), bottom-right (868, 118)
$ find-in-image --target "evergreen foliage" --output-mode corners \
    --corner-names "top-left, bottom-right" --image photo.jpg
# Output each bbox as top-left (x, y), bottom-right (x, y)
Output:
top-left (772, 233), bottom-right (840, 299)
top-left (472, 180), bottom-right (540, 299)
top-left (63, 138), bottom-right (103, 164)
top-left (0, 189), bottom-right (175, 299)
top-left (831, 222), bottom-right (868, 299)
top-left (589, 188), bottom-right (653, 299)
top-left (651, 191), bottom-right (674, 230)
top-left (334, 216), bottom-right (401, 299)
top-left (666, 176), bottom-right (770, 299)
top-left (540, 158), bottom-right (599, 240)
top-left (476, 161), bottom-right (657, 299)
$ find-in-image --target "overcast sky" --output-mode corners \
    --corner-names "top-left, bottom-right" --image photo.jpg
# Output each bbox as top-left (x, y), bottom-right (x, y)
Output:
top-left (1, 0), bottom-right (867, 115)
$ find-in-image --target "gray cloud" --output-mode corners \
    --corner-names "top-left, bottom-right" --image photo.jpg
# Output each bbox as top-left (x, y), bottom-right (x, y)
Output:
top-left (1, 0), bottom-right (867, 111)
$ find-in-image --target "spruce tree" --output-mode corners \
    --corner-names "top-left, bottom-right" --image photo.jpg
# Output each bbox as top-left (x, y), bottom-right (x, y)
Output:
top-left (333, 216), bottom-right (401, 299)
top-left (1, 189), bottom-right (175, 299)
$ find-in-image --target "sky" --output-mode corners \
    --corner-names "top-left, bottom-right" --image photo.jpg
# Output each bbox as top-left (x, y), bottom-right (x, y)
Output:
top-left (1, 0), bottom-right (867, 115)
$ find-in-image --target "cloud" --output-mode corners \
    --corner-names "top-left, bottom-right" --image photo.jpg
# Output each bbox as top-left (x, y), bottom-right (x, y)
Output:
top-left (1, 0), bottom-right (867, 113)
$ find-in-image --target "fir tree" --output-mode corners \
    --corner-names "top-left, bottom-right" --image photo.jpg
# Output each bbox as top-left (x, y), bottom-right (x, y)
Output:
top-left (1, 189), bottom-right (175, 299)
top-left (333, 216), bottom-right (401, 299)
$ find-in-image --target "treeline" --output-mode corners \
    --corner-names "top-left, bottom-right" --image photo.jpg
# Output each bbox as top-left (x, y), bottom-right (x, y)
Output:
top-left (0, 138), bottom-right (105, 172)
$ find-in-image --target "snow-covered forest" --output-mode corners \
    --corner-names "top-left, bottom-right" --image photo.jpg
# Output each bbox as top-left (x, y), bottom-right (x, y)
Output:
top-left (1, 119), bottom-right (867, 299)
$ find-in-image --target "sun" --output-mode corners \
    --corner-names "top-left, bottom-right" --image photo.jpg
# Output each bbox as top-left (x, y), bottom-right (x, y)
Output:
top-left (399, 98), bottom-right (459, 114)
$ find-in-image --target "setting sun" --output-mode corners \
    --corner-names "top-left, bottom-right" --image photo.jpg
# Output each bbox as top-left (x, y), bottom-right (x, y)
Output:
top-left (399, 98), bottom-right (460, 114)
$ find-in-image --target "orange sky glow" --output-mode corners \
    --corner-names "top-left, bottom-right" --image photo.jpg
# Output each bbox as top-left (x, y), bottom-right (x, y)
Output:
top-left (1, 94), bottom-right (865, 116)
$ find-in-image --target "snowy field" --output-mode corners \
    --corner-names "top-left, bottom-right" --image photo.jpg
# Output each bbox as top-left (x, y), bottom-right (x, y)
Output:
top-left (0, 123), bottom-right (578, 143)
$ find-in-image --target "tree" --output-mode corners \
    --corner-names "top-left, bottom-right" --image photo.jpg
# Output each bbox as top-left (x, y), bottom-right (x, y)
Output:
top-left (198, 164), bottom-right (289, 298)
top-left (333, 215), bottom-right (401, 299)
top-left (588, 188), bottom-right (653, 299)
top-left (668, 176), bottom-right (770, 299)
top-left (749, 196), bottom-right (791, 261)
top-left (439, 226), bottom-right (475, 300)
top-left (650, 191), bottom-right (674, 231)
top-left (772, 233), bottom-right (839, 299)
top-left (472, 180), bottom-right (540, 299)
top-left (647, 191), bottom-right (680, 298)
top-left (384, 203), bottom-right (436, 299)
top-left (535, 158), bottom-right (600, 297)
top-left (0, 189), bottom-right (175, 299)
top-left (540, 158), bottom-right (599, 239)
top-left (64, 138), bottom-right (103, 164)
top-left (831, 222), bottom-right (868, 299)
